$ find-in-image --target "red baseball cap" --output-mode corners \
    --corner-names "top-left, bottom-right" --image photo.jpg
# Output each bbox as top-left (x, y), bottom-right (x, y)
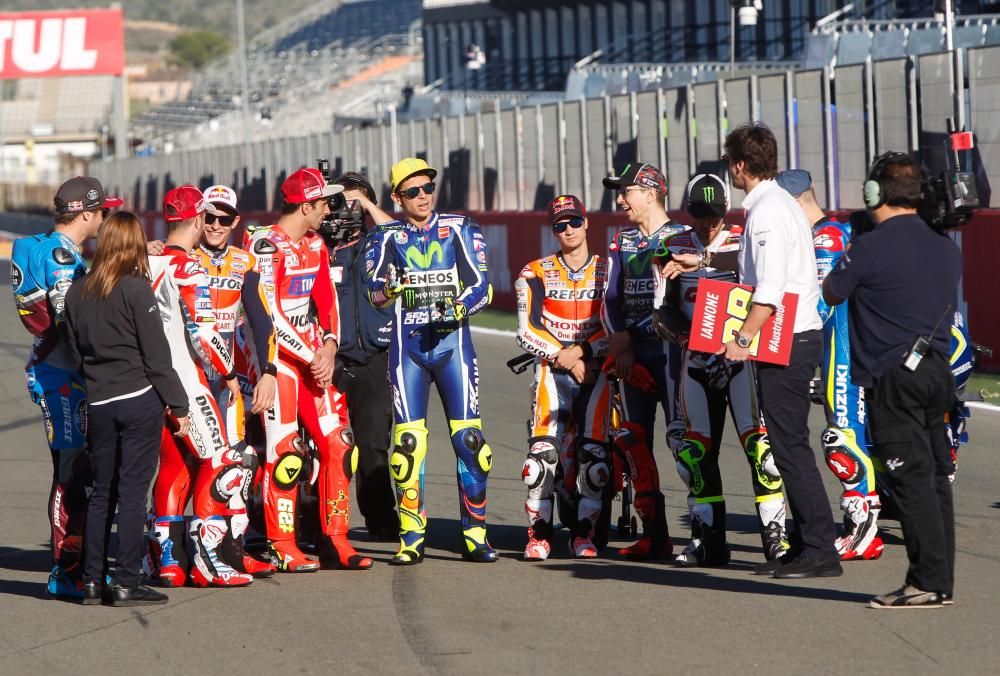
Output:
top-left (547, 194), bottom-right (586, 225)
top-left (281, 167), bottom-right (344, 205)
top-left (163, 185), bottom-right (224, 223)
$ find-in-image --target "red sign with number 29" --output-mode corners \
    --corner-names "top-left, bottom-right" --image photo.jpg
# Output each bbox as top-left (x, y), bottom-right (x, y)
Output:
top-left (687, 278), bottom-right (799, 366)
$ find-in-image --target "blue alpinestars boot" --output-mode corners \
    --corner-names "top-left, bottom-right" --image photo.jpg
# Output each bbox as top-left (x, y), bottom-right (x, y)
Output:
top-left (47, 564), bottom-right (83, 600)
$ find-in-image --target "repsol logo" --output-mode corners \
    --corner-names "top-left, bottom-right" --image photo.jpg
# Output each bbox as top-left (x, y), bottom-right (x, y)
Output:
top-left (209, 277), bottom-right (241, 290)
top-left (545, 288), bottom-right (602, 300)
top-left (405, 270), bottom-right (457, 286)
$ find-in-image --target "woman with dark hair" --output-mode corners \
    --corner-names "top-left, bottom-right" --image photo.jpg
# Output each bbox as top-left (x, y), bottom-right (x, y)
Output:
top-left (64, 211), bottom-right (189, 606)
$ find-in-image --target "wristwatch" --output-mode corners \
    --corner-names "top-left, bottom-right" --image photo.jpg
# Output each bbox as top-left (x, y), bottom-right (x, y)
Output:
top-left (735, 333), bottom-right (752, 349)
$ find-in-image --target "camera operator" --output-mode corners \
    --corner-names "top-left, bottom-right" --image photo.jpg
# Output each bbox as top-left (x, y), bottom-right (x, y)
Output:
top-left (823, 152), bottom-right (961, 609)
top-left (323, 172), bottom-right (399, 540)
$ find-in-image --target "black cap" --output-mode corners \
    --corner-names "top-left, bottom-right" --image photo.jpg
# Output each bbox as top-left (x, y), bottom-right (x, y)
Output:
top-left (335, 171), bottom-right (376, 203)
top-left (685, 173), bottom-right (729, 218)
top-left (603, 163), bottom-right (668, 193)
top-left (54, 176), bottom-right (123, 215)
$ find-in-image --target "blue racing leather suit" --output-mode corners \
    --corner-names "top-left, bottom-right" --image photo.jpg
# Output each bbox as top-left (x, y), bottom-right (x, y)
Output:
top-left (601, 221), bottom-right (687, 554)
top-left (11, 230), bottom-right (89, 575)
top-left (365, 211), bottom-right (494, 562)
top-left (814, 218), bottom-right (882, 560)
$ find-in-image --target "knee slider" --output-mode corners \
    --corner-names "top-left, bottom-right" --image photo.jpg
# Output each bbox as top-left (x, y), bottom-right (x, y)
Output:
top-left (455, 426), bottom-right (492, 475)
top-left (522, 438), bottom-right (558, 490)
top-left (391, 425), bottom-right (427, 484)
top-left (577, 441), bottom-right (609, 496)
top-left (821, 428), bottom-right (864, 485)
top-left (272, 434), bottom-right (307, 491)
top-left (677, 438), bottom-right (708, 493)
top-left (745, 432), bottom-right (782, 488)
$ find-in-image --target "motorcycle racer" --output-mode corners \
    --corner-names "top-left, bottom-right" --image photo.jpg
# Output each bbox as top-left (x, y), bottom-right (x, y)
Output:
top-left (653, 174), bottom-right (788, 566)
top-left (148, 185), bottom-right (254, 588)
top-left (249, 168), bottom-right (372, 572)
top-left (779, 170), bottom-right (883, 561)
top-left (11, 176), bottom-right (121, 598)
top-left (601, 163), bottom-right (687, 560)
top-left (365, 157), bottom-right (496, 565)
top-left (191, 184), bottom-right (278, 578)
top-left (516, 195), bottom-right (610, 560)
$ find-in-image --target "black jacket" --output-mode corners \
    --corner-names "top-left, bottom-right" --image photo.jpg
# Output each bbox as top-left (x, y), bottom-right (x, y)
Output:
top-left (64, 275), bottom-right (189, 417)
top-left (331, 235), bottom-right (393, 364)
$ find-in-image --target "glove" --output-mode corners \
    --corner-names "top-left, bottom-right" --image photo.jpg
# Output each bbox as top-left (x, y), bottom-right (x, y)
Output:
top-left (432, 298), bottom-right (466, 323)
top-left (384, 263), bottom-right (408, 298)
top-left (703, 355), bottom-right (735, 391)
top-left (600, 356), bottom-right (656, 393)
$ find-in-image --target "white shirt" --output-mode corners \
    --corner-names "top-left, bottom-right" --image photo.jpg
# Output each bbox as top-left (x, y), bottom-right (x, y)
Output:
top-left (739, 179), bottom-right (823, 333)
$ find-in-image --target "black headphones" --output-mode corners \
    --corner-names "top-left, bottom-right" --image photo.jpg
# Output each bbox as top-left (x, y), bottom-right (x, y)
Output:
top-left (862, 151), bottom-right (912, 209)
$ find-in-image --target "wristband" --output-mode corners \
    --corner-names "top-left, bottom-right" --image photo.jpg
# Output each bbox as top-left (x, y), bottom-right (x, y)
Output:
top-left (579, 341), bottom-right (594, 361)
top-left (261, 362), bottom-right (277, 377)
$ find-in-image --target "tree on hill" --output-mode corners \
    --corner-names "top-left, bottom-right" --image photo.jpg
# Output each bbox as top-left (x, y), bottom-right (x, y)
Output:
top-left (167, 30), bottom-right (231, 70)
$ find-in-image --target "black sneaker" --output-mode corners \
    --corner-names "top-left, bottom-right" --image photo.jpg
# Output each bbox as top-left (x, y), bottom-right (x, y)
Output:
top-left (869, 585), bottom-right (944, 609)
top-left (941, 592), bottom-right (954, 606)
top-left (772, 555), bottom-right (843, 579)
top-left (110, 584), bottom-right (168, 607)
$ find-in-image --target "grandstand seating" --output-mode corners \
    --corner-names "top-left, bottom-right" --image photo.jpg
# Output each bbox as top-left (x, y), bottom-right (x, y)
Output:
top-left (273, 0), bottom-right (420, 52)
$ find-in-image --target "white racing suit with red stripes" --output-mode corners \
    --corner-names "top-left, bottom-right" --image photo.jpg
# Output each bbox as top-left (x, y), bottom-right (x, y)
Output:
top-left (148, 246), bottom-right (253, 587)
top-left (250, 224), bottom-right (370, 572)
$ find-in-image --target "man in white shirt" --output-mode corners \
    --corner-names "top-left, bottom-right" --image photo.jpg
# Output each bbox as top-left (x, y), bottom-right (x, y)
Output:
top-left (721, 124), bottom-right (841, 579)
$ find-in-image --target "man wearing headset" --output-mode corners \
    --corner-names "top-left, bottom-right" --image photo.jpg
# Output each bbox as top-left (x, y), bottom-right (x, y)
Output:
top-left (824, 153), bottom-right (961, 609)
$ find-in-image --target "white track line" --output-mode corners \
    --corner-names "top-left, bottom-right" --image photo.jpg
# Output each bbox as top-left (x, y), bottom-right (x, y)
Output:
top-left (967, 401), bottom-right (1000, 413)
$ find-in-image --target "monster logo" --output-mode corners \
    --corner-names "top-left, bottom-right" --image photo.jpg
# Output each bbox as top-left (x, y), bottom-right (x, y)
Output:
top-left (702, 185), bottom-right (715, 202)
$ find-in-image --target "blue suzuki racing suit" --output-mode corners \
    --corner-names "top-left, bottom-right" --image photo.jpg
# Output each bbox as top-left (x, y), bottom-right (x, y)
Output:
top-left (813, 218), bottom-right (883, 561)
top-left (365, 212), bottom-right (495, 563)
top-left (11, 231), bottom-right (90, 593)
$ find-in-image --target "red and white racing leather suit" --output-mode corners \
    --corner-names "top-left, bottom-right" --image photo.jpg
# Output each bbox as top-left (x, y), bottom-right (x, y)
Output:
top-left (148, 246), bottom-right (253, 587)
top-left (250, 224), bottom-right (370, 571)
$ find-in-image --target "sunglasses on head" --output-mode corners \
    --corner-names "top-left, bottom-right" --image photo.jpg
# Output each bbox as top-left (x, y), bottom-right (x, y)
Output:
top-left (397, 182), bottom-right (436, 199)
top-left (205, 212), bottom-right (237, 227)
top-left (552, 216), bottom-right (584, 234)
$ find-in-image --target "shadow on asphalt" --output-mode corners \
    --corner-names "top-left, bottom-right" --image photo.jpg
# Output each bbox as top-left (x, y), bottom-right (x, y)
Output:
top-left (0, 577), bottom-right (51, 600)
top-left (538, 560), bottom-right (873, 603)
top-left (0, 545), bottom-right (52, 573)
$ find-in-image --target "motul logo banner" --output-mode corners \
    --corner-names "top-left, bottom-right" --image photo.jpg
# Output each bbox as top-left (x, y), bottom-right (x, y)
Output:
top-left (0, 8), bottom-right (124, 79)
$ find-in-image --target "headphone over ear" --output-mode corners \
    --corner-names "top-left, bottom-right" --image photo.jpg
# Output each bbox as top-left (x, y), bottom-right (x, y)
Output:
top-left (863, 151), bottom-right (910, 209)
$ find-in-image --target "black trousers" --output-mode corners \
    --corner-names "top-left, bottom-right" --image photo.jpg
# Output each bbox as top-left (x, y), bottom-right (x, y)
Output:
top-left (756, 330), bottom-right (839, 562)
top-left (335, 351), bottom-right (399, 533)
top-left (83, 388), bottom-right (164, 587)
top-left (869, 350), bottom-right (955, 594)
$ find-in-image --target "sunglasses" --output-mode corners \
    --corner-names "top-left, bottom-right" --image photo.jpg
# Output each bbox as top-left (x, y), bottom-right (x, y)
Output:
top-left (206, 212), bottom-right (237, 227)
top-left (397, 182), bottom-right (436, 199)
top-left (616, 186), bottom-right (649, 197)
top-left (552, 217), bottom-right (585, 234)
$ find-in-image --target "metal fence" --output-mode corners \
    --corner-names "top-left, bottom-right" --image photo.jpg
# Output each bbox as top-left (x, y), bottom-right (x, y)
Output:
top-left (91, 46), bottom-right (1000, 214)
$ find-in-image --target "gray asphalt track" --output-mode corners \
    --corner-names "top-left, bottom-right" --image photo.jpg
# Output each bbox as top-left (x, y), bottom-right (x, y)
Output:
top-left (1, 260), bottom-right (998, 675)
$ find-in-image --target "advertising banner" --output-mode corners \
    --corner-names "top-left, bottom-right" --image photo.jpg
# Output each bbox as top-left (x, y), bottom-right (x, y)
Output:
top-left (0, 8), bottom-right (124, 79)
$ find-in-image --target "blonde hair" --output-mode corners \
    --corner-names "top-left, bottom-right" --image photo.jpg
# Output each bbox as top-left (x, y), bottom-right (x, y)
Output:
top-left (81, 211), bottom-right (150, 300)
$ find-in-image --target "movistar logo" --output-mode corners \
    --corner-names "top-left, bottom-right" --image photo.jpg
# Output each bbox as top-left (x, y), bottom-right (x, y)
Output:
top-left (404, 241), bottom-right (444, 269)
top-left (626, 251), bottom-right (652, 275)
top-left (702, 185), bottom-right (715, 202)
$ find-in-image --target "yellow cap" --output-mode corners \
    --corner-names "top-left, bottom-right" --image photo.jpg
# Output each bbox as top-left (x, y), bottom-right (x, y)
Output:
top-left (390, 157), bottom-right (438, 192)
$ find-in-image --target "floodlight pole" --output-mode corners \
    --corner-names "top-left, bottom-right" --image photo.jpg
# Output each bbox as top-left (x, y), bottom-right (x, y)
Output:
top-left (730, 5), bottom-right (736, 76)
top-left (236, 0), bottom-right (253, 175)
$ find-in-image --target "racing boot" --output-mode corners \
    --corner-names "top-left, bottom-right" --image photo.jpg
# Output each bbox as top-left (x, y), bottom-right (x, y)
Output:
top-left (390, 530), bottom-right (425, 566)
top-left (267, 540), bottom-right (321, 572)
top-left (220, 515), bottom-right (276, 579)
top-left (762, 520), bottom-right (791, 563)
top-left (619, 492), bottom-right (672, 560)
top-left (571, 513), bottom-right (598, 559)
top-left (149, 515), bottom-right (188, 587)
top-left (189, 517), bottom-right (253, 587)
top-left (461, 526), bottom-right (498, 563)
top-left (319, 536), bottom-right (374, 570)
top-left (837, 492), bottom-right (884, 561)
top-left (524, 520), bottom-right (553, 561)
top-left (674, 521), bottom-right (731, 567)
top-left (47, 563), bottom-right (83, 600)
